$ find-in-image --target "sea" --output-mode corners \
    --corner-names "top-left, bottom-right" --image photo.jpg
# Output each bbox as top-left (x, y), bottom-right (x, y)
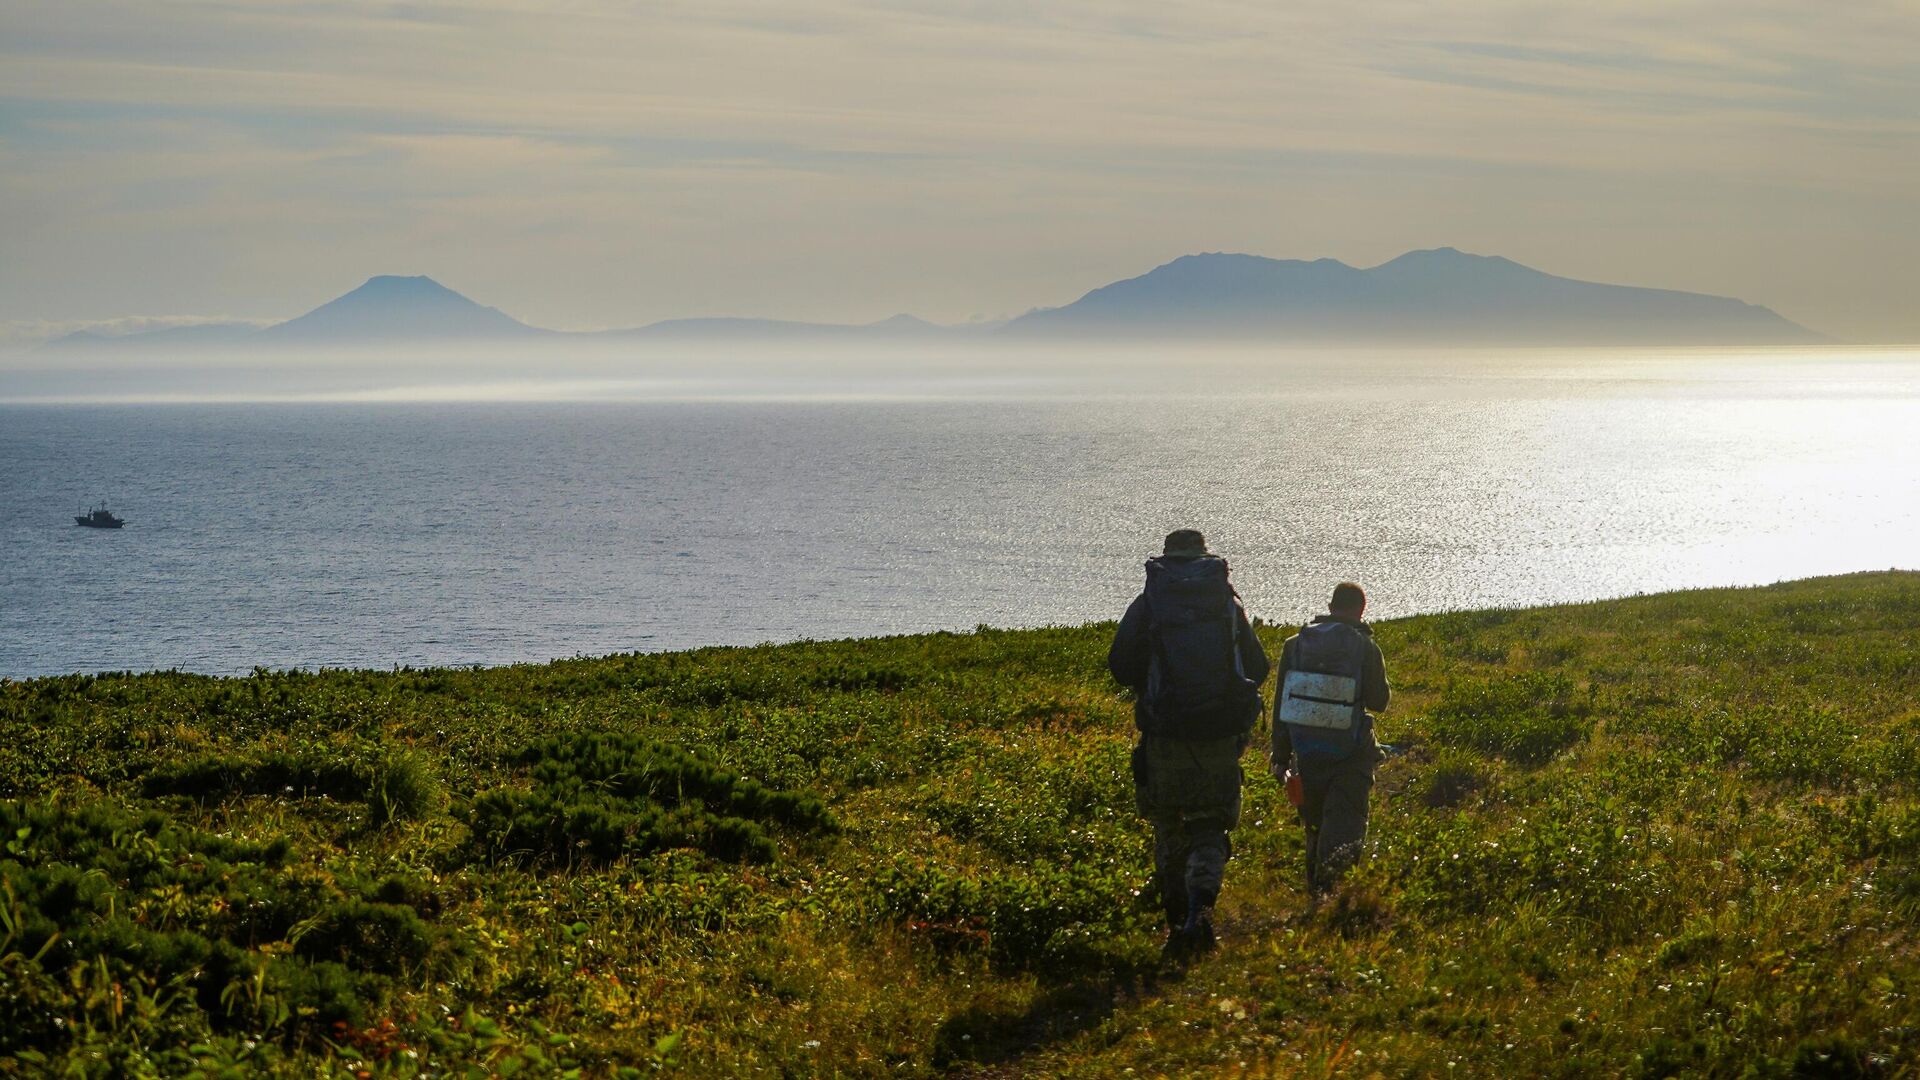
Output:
top-left (3, 346), bottom-right (1917, 678)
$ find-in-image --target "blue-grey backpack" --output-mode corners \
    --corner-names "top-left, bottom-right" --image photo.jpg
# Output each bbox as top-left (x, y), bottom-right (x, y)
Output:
top-left (1279, 621), bottom-right (1371, 760)
top-left (1141, 555), bottom-right (1260, 740)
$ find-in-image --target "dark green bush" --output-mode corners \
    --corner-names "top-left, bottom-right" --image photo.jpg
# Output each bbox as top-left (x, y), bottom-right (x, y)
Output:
top-left (0, 799), bottom-right (447, 1056)
top-left (292, 897), bottom-right (437, 975)
top-left (466, 731), bottom-right (834, 867)
top-left (142, 749), bottom-right (362, 803)
top-left (469, 788), bottom-right (779, 865)
top-left (521, 731), bottom-right (833, 830)
top-left (259, 957), bottom-right (376, 1029)
top-left (141, 744), bottom-right (442, 824)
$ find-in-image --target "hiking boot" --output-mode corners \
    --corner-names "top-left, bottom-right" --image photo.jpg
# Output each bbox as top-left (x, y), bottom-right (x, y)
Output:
top-left (1163, 901), bottom-right (1187, 934)
top-left (1180, 907), bottom-right (1217, 956)
top-left (1156, 872), bottom-right (1187, 932)
top-left (1160, 926), bottom-right (1208, 965)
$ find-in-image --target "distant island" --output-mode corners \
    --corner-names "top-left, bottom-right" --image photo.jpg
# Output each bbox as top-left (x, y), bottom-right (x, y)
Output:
top-left (1003, 248), bottom-right (1822, 344)
top-left (42, 249), bottom-right (1823, 352)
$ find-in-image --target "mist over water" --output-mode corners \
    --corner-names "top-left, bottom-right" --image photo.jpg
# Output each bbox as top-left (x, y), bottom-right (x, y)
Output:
top-left (2, 346), bottom-right (1916, 677)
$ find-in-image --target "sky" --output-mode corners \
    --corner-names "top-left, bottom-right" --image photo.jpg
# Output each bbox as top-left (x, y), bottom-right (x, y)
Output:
top-left (3, 0), bottom-right (1917, 345)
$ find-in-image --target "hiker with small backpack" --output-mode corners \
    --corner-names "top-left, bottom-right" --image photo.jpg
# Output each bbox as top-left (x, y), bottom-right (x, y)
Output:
top-left (1271, 582), bottom-right (1391, 898)
top-left (1108, 529), bottom-right (1270, 956)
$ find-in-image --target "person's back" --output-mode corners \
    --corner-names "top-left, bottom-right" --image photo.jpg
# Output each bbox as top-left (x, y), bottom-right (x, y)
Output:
top-left (1109, 529), bottom-right (1269, 957)
top-left (1271, 581), bottom-right (1389, 896)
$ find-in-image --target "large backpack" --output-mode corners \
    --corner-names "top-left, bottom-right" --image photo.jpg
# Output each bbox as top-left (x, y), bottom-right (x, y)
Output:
top-left (1278, 621), bottom-right (1370, 759)
top-left (1141, 556), bottom-right (1260, 740)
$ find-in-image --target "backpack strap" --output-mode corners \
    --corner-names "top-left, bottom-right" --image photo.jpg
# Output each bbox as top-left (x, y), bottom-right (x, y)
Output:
top-left (1147, 592), bottom-right (1173, 694)
top-left (1348, 626), bottom-right (1371, 724)
top-left (1143, 568), bottom-right (1168, 706)
top-left (1224, 565), bottom-right (1247, 684)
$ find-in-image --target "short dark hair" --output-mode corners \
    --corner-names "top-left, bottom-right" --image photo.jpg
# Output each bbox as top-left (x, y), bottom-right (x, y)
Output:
top-left (1330, 582), bottom-right (1367, 613)
top-left (1162, 529), bottom-right (1208, 556)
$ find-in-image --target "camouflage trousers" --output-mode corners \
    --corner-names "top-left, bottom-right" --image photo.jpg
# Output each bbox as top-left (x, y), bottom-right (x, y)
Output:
top-left (1134, 734), bottom-right (1245, 928)
top-left (1296, 749), bottom-right (1377, 895)
top-left (1150, 814), bottom-right (1232, 929)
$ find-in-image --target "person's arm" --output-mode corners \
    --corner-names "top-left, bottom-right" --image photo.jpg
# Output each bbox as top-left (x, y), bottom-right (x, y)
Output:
top-left (1235, 602), bottom-right (1270, 686)
top-left (1269, 637), bottom-right (1294, 774)
top-left (1363, 638), bottom-right (1390, 712)
top-left (1107, 595), bottom-right (1150, 691)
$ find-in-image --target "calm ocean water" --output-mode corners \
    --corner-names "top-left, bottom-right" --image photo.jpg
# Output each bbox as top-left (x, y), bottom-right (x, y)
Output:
top-left (3, 348), bottom-right (1917, 677)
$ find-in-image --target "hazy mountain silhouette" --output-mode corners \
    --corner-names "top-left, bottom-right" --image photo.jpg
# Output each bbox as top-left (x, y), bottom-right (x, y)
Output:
top-left (35, 252), bottom-right (1825, 353)
top-left (600, 312), bottom-right (949, 341)
top-left (43, 322), bottom-right (261, 351)
top-left (254, 275), bottom-right (545, 343)
top-left (1004, 248), bottom-right (1822, 343)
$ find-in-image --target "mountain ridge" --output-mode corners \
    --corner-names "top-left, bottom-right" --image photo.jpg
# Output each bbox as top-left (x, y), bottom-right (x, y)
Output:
top-left (1003, 247), bottom-right (1820, 343)
top-left (38, 249), bottom-right (1825, 350)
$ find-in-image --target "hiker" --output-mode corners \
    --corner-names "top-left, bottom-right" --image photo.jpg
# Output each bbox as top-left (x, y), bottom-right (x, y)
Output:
top-left (1271, 582), bottom-right (1390, 897)
top-left (1108, 529), bottom-right (1269, 956)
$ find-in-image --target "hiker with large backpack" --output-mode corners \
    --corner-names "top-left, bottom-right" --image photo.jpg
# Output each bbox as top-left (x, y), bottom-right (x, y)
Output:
top-left (1271, 582), bottom-right (1391, 898)
top-left (1108, 529), bottom-right (1270, 957)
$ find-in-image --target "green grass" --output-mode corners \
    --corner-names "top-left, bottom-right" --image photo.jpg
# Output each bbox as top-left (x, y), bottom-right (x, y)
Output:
top-left (2, 571), bottom-right (1918, 1077)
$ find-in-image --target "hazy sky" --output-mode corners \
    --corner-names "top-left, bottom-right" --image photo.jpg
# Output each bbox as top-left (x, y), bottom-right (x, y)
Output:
top-left (3, 1), bottom-right (1916, 343)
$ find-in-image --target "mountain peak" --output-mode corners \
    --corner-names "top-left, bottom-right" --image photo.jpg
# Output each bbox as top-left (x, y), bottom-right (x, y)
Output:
top-left (258, 275), bottom-right (541, 342)
top-left (867, 313), bottom-right (937, 330)
top-left (355, 274), bottom-right (454, 292)
top-left (334, 275), bottom-right (484, 305)
top-left (1376, 246), bottom-right (1493, 265)
top-left (1368, 247), bottom-right (1539, 282)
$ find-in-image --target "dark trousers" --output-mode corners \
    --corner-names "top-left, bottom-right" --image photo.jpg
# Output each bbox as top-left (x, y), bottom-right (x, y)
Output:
top-left (1150, 814), bottom-right (1231, 928)
top-left (1134, 734), bottom-right (1244, 927)
top-left (1297, 750), bottom-right (1376, 894)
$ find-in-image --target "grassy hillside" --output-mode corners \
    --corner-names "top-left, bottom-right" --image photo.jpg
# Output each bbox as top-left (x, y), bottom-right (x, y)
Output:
top-left (3, 572), bottom-right (1918, 1078)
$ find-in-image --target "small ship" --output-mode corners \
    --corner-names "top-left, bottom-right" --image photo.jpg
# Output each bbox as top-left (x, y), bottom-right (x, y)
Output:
top-left (75, 503), bottom-right (126, 529)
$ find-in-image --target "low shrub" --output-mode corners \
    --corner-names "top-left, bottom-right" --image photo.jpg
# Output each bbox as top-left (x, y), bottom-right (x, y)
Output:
top-left (365, 749), bottom-right (444, 825)
top-left (1419, 750), bottom-right (1489, 809)
top-left (867, 860), bottom-right (1154, 970)
top-left (140, 744), bottom-right (442, 824)
top-left (469, 788), bottom-right (780, 864)
top-left (466, 731), bottom-right (835, 867)
top-left (1743, 705), bottom-right (1864, 786)
top-left (1427, 673), bottom-right (1591, 765)
top-left (1392, 784), bottom-right (1669, 935)
top-left (0, 798), bottom-right (449, 1057)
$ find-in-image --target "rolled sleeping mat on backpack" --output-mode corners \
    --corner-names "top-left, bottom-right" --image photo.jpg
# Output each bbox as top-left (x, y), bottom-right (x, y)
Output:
top-left (1278, 670), bottom-right (1359, 730)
